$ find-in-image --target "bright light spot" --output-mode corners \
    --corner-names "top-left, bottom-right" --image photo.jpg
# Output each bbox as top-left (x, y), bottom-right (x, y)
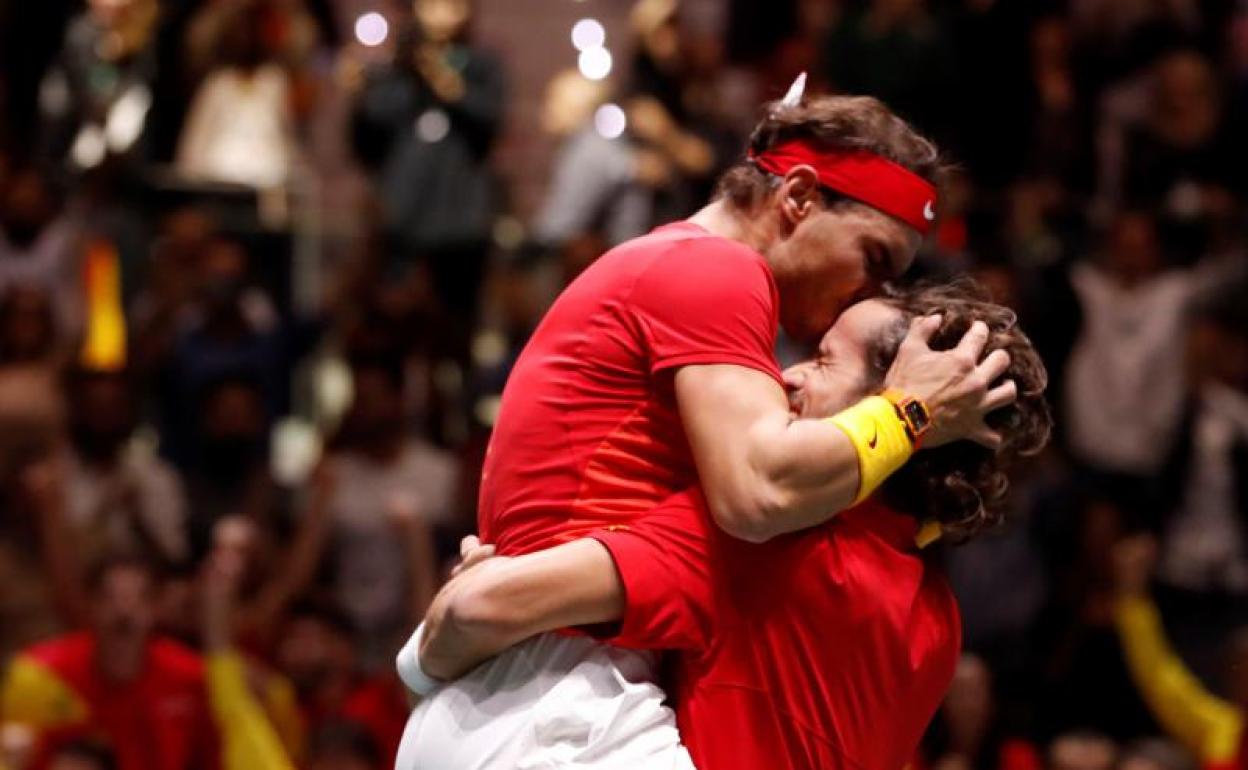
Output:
top-left (415, 108), bottom-right (450, 143)
top-left (354, 12), bottom-right (389, 47)
top-left (472, 330), bottom-right (508, 368)
top-left (578, 46), bottom-right (613, 81)
top-left (475, 395), bottom-right (503, 427)
top-left (570, 19), bottom-right (605, 51)
top-left (492, 216), bottom-right (525, 249)
top-left (594, 103), bottom-right (627, 139)
top-left (71, 125), bottom-right (107, 169)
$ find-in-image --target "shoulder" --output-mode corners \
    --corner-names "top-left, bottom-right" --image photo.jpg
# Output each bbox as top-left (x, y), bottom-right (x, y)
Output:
top-left (631, 228), bottom-right (775, 296)
top-left (150, 638), bottom-right (206, 682)
top-left (21, 632), bottom-right (93, 671)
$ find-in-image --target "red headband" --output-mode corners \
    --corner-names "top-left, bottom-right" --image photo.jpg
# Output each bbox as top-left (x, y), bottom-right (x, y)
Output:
top-left (749, 139), bottom-right (938, 235)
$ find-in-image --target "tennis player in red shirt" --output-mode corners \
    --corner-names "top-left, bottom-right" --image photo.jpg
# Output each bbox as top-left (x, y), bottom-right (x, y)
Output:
top-left (395, 89), bottom-right (1016, 767)
top-left (407, 282), bottom-right (1052, 770)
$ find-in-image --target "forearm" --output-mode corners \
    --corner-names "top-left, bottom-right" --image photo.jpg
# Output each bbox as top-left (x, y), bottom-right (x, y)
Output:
top-left (677, 365), bottom-right (870, 542)
top-left (1114, 594), bottom-right (1242, 760)
top-left (206, 652), bottom-right (296, 770)
top-left (418, 540), bottom-right (623, 681)
top-left (732, 413), bottom-right (863, 539)
top-left (248, 502), bottom-right (328, 628)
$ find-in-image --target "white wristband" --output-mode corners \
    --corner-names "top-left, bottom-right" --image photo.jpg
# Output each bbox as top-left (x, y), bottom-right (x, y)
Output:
top-left (395, 622), bottom-right (441, 696)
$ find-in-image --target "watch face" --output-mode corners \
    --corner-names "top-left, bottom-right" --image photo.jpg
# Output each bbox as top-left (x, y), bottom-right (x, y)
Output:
top-left (904, 400), bottom-right (930, 432)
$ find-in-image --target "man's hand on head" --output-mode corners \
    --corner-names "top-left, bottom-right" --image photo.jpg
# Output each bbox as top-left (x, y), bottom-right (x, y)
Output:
top-left (883, 315), bottom-right (1017, 449)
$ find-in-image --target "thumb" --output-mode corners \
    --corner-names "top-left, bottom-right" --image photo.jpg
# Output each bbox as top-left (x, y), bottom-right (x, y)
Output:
top-left (904, 314), bottom-right (942, 348)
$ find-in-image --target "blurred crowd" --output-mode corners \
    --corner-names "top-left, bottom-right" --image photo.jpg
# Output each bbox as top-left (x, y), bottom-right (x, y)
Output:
top-left (0, 0), bottom-right (1247, 769)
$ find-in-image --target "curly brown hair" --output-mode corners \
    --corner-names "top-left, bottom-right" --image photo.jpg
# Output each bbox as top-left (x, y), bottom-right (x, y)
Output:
top-left (715, 94), bottom-right (948, 212)
top-left (863, 280), bottom-right (1053, 542)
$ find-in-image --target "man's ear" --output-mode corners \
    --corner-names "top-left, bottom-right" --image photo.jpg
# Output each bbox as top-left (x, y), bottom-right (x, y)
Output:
top-left (779, 166), bottom-right (821, 228)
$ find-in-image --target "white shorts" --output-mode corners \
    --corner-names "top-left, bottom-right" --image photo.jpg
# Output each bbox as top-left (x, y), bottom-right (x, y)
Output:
top-left (393, 632), bottom-right (695, 770)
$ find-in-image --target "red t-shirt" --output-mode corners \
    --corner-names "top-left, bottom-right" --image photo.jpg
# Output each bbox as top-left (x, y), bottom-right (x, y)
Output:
top-left (22, 632), bottom-right (219, 770)
top-left (478, 222), bottom-right (782, 556)
top-left (593, 491), bottom-right (961, 770)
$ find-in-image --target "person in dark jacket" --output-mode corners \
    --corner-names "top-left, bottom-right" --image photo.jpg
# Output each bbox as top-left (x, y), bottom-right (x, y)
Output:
top-left (350, 0), bottom-right (505, 370)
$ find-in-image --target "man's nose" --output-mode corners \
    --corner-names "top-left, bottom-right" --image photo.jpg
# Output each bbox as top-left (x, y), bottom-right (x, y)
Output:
top-left (782, 365), bottom-right (807, 390)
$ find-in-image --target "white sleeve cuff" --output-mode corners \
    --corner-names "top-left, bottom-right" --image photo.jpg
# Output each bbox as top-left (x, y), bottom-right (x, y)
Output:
top-left (395, 622), bottom-right (441, 696)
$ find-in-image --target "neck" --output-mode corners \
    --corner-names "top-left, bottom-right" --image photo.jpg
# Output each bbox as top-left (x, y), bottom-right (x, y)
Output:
top-left (687, 199), bottom-right (779, 260)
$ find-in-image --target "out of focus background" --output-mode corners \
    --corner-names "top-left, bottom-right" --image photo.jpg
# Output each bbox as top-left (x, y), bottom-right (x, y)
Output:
top-left (0, 0), bottom-right (1246, 769)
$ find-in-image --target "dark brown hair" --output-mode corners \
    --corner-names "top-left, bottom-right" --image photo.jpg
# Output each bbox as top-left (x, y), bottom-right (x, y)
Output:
top-left (866, 280), bottom-right (1053, 542)
top-left (715, 95), bottom-right (946, 212)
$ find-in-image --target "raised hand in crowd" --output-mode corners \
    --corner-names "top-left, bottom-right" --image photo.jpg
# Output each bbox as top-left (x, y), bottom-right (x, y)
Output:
top-left (1111, 534), bottom-right (1160, 600)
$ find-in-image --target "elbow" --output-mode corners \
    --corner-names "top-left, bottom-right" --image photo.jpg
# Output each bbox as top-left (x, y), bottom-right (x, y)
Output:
top-left (706, 488), bottom-right (791, 544)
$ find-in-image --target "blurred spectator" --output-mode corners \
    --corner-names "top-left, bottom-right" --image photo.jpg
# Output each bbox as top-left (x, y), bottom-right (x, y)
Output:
top-left (1111, 535), bottom-right (1247, 770)
top-left (923, 654), bottom-right (1043, 770)
top-left (940, 450), bottom-right (1070, 726)
top-left (199, 537), bottom-right (299, 770)
top-left (274, 604), bottom-right (409, 762)
top-left (0, 288), bottom-right (63, 369)
top-left (349, 0), bottom-right (505, 363)
top-left (0, 167), bottom-right (83, 338)
top-left (127, 207), bottom-right (218, 377)
top-left (1150, 290), bottom-right (1248, 671)
top-left (1069, 0), bottom-right (1203, 87)
top-left (180, 373), bottom-right (286, 562)
top-left (1120, 51), bottom-right (1245, 243)
top-left (60, 367), bottom-right (189, 569)
top-left (37, 0), bottom-right (160, 174)
top-left (1020, 15), bottom-right (1095, 196)
top-left (0, 366), bottom-right (67, 663)
top-left (762, 0), bottom-right (838, 97)
top-left (822, 0), bottom-right (959, 146)
top-left (0, 557), bottom-right (220, 770)
top-left (626, 0), bottom-right (718, 217)
top-left (283, 357), bottom-right (448, 667)
top-left (176, 0), bottom-right (316, 191)
top-left (1034, 496), bottom-right (1161, 741)
top-left (531, 70), bottom-right (657, 267)
top-left (151, 234), bottom-right (317, 471)
top-left (1063, 211), bottom-right (1245, 508)
top-left (1050, 732), bottom-right (1118, 770)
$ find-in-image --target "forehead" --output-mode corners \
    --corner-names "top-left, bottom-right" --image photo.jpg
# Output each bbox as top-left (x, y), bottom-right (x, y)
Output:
top-left (832, 203), bottom-right (923, 272)
top-left (818, 299), bottom-right (903, 352)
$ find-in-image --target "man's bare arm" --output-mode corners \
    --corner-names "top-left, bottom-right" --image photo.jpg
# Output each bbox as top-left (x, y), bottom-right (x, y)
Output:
top-left (677, 317), bottom-right (1015, 543)
top-left (418, 539), bottom-right (624, 681)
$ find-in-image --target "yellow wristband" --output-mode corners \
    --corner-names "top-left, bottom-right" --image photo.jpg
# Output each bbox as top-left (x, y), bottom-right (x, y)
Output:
top-left (827, 396), bottom-right (915, 505)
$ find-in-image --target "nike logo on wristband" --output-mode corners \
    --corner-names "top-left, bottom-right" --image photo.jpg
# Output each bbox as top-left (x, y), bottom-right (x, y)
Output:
top-left (867, 424), bottom-right (879, 449)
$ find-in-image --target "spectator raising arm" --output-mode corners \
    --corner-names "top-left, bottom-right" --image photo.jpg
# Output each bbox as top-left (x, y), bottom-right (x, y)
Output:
top-left (1111, 535), bottom-right (1244, 768)
top-left (201, 547), bottom-right (297, 770)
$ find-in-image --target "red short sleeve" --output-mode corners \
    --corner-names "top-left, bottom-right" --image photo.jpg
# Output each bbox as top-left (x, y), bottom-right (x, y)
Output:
top-left (587, 488), bottom-right (716, 651)
top-left (630, 239), bottom-right (783, 384)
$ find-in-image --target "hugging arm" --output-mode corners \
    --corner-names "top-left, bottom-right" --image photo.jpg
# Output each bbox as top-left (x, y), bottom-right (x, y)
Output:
top-left (416, 539), bottom-right (626, 681)
top-left (410, 491), bottom-right (717, 684)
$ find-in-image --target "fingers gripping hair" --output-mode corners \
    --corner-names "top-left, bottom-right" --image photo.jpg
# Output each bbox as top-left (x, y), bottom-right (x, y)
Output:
top-left (877, 279), bottom-right (1054, 542)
